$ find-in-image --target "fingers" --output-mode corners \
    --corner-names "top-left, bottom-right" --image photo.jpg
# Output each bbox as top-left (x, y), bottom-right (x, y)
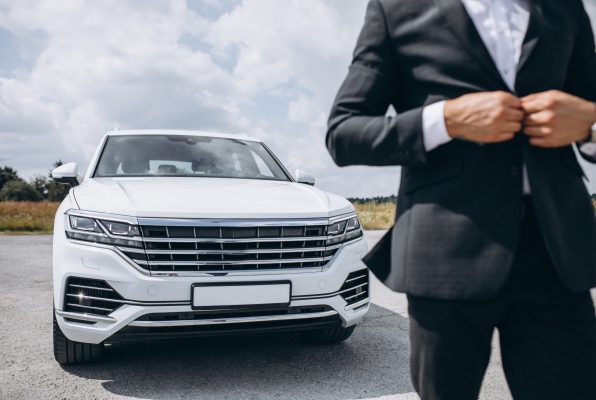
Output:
top-left (520, 89), bottom-right (559, 103)
top-left (520, 90), bottom-right (556, 113)
top-left (524, 126), bottom-right (551, 137)
top-left (503, 108), bottom-right (525, 122)
top-left (495, 93), bottom-right (524, 124)
top-left (520, 97), bottom-right (546, 114)
top-left (488, 92), bottom-right (523, 141)
top-left (523, 110), bottom-right (554, 126)
top-left (520, 90), bottom-right (573, 115)
top-left (501, 121), bottom-right (522, 133)
top-left (496, 91), bottom-right (522, 108)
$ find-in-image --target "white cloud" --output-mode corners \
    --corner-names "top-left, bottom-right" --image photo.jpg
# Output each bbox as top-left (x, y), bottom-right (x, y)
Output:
top-left (207, 0), bottom-right (363, 95)
top-left (0, 0), bottom-right (249, 177)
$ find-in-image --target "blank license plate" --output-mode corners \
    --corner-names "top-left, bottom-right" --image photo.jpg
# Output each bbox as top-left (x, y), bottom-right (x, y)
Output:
top-left (191, 282), bottom-right (291, 309)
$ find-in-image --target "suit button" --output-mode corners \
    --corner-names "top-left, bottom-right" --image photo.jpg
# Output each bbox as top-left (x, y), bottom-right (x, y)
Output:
top-left (510, 166), bottom-right (521, 176)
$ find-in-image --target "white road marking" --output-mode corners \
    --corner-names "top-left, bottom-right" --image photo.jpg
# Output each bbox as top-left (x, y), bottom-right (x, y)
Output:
top-left (357, 394), bottom-right (420, 400)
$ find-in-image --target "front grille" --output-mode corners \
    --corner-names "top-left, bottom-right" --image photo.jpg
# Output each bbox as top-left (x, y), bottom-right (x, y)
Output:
top-left (134, 224), bottom-right (345, 273)
top-left (63, 277), bottom-right (124, 316)
top-left (340, 269), bottom-right (369, 305)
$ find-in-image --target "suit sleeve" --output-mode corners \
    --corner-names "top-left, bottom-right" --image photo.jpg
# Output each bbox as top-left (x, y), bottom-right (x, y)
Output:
top-left (565, 1), bottom-right (596, 163)
top-left (325, 0), bottom-right (427, 167)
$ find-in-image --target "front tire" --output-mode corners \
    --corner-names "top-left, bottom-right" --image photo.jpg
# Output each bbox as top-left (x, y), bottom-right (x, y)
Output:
top-left (300, 325), bottom-right (355, 344)
top-left (53, 312), bottom-right (104, 365)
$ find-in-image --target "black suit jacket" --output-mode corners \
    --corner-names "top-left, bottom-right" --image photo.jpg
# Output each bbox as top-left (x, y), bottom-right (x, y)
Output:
top-left (326, 0), bottom-right (596, 299)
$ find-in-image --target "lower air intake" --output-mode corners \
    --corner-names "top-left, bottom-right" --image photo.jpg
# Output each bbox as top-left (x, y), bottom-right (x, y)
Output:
top-left (340, 269), bottom-right (369, 305)
top-left (64, 277), bottom-right (124, 316)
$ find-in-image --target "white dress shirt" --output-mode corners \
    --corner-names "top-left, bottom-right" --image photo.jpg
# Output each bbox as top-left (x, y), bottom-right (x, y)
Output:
top-left (422, 0), bottom-right (531, 193)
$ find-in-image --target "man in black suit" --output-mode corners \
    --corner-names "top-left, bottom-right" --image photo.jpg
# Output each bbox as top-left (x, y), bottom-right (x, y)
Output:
top-left (326, 0), bottom-right (596, 398)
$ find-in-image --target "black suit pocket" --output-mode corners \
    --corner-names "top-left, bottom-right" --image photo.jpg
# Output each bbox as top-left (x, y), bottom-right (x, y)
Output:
top-left (402, 155), bottom-right (465, 195)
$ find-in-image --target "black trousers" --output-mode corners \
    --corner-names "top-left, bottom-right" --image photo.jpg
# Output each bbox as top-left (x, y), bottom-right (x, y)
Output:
top-left (408, 199), bottom-right (596, 400)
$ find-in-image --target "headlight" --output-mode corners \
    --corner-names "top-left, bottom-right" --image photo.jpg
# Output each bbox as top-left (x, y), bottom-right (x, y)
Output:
top-left (345, 216), bottom-right (360, 231)
top-left (327, 220), bottom-right (347, 235)
top-left (69, 216), bottom-right (101, 233)
top-left (102, 220), bottom-right (140, 237)
top-left (326, 215), bottom-right (363, 245)
top-left (66, 212), bottom-right (143, 248)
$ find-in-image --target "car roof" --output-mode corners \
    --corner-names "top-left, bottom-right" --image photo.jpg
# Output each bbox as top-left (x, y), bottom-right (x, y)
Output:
top-left (106, 129), bottom-right (261, 142)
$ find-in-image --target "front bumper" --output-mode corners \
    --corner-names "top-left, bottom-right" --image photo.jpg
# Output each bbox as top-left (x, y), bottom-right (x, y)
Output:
top-left (53, 232), bottom-right (370, 344)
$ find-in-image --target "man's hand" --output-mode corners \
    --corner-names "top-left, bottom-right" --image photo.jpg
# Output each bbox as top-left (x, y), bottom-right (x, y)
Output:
top-left (521, 90), bottom-right (596, 148)
top-left (444, 91), bottom-right (524, 143)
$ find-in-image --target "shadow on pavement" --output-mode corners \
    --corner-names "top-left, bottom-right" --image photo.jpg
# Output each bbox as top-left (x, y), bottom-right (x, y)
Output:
top-left (63, 304), bottom-right (414, 400)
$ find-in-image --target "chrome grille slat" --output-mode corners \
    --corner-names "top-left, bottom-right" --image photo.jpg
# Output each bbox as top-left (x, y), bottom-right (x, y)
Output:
top-left (135, 256), bottom-right (333, 266)
top-left (135, 222), bottom-right (356, 274)
top-left (343, 292), bottom-right (365, 302)
top-left (66, 293), bottom-right (128, 304)
top-left (344, 275), bottom-right (366, 284)
top-left (116, 247), bottom-right (146, 254)
top-left (66, 303), bottom-right (114, 312)
top-left (143, 245), bottom-right (338, 255)
top-left (141, 236), bottom-right (331, 243)
top-left (129, 309), bottom-right (339, 327)
top-left (68, 284), bottom-right (114, 292)
top-left (338, 282), bottom-right (368, 295)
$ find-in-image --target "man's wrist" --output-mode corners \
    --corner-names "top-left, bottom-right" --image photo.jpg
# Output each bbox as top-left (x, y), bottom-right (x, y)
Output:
top-left (444, 98), bottom-right (462, 139)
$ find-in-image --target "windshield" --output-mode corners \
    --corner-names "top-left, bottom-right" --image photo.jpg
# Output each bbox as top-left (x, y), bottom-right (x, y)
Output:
top-left (93, 135), bottom-right (290, 181)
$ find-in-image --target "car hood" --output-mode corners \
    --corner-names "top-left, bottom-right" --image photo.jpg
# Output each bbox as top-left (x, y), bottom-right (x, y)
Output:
top-left (72, 177), bottom-right (353, 219)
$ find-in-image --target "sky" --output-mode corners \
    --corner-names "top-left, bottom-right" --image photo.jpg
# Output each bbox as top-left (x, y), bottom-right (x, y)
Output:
top-left (0, 0), bottom-right (595, 198)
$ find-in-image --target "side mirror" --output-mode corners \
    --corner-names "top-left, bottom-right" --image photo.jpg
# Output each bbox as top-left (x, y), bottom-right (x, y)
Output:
top-left (295, 169), bottom-right (315, 186)
top-left (52, 162), bottom-right (79, 187)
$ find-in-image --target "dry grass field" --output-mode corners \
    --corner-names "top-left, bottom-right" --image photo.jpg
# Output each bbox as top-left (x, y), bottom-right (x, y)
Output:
top-left (0, 201), bottom-right (60, 234)
top-left (0, 201), bottom-right (396, 234)
top-left (353, 201), bottom-right (395, 230)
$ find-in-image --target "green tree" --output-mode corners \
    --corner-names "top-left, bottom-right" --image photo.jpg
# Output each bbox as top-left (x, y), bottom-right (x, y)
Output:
top-left (0, 166), bottom-right (21, 191)
top-left (0, 180), bottom-right (42, 201)
top-left (47, 160), bottom-right (71, 201)
top-left (31, 175), bottom-right (49, 199)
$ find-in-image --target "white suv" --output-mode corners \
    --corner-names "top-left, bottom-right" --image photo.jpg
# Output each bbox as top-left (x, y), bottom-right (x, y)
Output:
top-left (51, 130), bottom-right (369, 364)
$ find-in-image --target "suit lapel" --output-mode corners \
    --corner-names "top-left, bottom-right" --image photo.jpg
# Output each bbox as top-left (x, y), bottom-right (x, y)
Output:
top-left (516, 0), bottom-right (545, 75)
top-left (433, 0), bottom-right (508, 89)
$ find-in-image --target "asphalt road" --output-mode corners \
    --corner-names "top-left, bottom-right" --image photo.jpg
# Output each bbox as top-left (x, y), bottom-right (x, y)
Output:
top-left (1, 232), bottom-right (593, 400)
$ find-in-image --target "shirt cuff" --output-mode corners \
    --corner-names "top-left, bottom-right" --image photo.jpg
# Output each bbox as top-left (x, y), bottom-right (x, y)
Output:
top-left (422, 100), bottom-right (453, 152)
